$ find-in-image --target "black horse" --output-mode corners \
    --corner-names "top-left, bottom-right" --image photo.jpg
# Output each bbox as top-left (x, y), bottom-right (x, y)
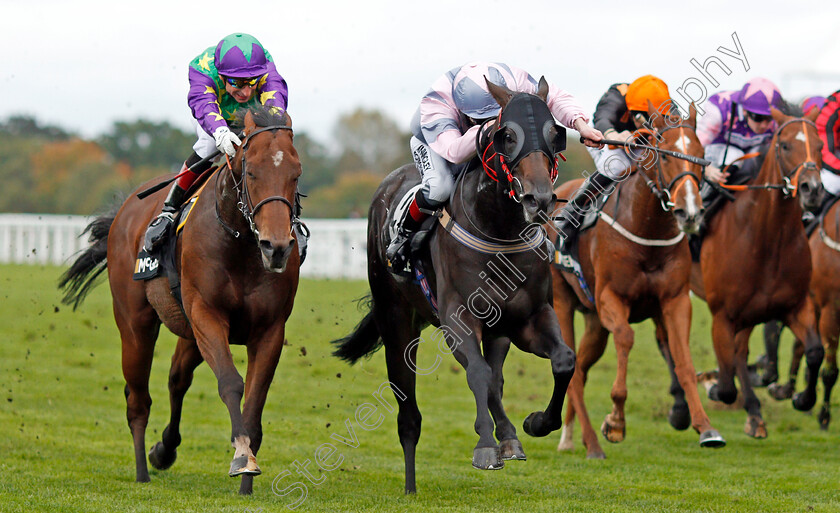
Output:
top-left (332, 78), bottom-right (575, 494)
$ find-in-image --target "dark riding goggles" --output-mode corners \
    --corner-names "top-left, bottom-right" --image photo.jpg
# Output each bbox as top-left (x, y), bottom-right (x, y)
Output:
top-left (745, 111), bottom-right (772, 123)
top-left (225, 76), bottom-right (260, 89)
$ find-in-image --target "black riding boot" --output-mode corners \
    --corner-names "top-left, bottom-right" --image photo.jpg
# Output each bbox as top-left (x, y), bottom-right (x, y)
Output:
top-left (143, 183), bottom-right (188, 252)
top-left (554, 172), bottom-right (615, 254)
top-left (386, 191), bottom-right (434, 273)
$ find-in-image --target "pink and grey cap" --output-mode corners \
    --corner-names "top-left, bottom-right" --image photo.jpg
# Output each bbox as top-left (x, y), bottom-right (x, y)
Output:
top-left (214, 33), bottom-right (268, 78)
top-left (452, 63), bottom-right (518, 120)
top-left (733, 77), bottom-right (783, 115)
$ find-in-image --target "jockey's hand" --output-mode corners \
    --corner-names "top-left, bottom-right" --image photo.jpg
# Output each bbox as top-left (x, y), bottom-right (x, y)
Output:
top-left (213, 126), bottom-right (242, 157)
top-left (575, 119), bottom-right (604, 149)
top-left (612, 130), bottom-right (634, 143)
top-left (705, 165), bottom-right (729, 184)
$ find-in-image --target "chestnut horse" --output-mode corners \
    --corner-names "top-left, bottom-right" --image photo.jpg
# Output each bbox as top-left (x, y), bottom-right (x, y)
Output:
top-left (333, 78), bottom-right (574, 494)
top-left (59, 107), bottom-right (302, 494)
top-left (753, 198), bottom-right (839, 429)
top-left (551, 103), bottom-right (724, 459)
top-left (690, 107), bottom-right (824, 438)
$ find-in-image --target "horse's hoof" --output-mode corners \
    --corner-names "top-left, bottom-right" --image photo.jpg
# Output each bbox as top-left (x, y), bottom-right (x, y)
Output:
top-left (668, 404), bottom-right (691, 431)
top-left (759, 371), bottom-right (779, 387)
top-left (600, 416), bottom-right (625, 444)
top-left (148, 441), bottom-right (177, 471)
top-left (767, 382), bottom-right (794, 401)
top-left (699, 429), bottom-right (726, 448)
top-left (818, 405), bottom-right (831, 430)
top-left (744, 415), bottom-right (767, 439)
top-left (557, 425), bottom-right (575, 452)
top-left (792, 391), bottom-right (816, 412)
top-left (586, 449), bottom-right (607, 460)
top-left (697, 370), bottom-right (719, 399)
top-left (472, 447), bottom-right (504, 470)
top-left (229, 455), bottom-right (261, 477)
top-left (499, 438), bottom-right (526, 461)
top-left (523, 411), bottom-right (551, 438)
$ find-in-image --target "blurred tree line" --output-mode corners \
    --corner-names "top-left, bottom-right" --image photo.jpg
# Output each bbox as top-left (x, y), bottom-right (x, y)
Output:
top-left (0, 109), bottom-right (594, 218)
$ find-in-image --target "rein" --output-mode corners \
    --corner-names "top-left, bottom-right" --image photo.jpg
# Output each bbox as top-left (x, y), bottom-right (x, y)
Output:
top-left (214, 124), bottom-right (303, 239)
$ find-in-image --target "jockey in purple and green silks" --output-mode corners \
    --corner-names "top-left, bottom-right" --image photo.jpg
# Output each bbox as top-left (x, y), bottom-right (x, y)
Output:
top-left (144, 33), bottom-right (289, 252)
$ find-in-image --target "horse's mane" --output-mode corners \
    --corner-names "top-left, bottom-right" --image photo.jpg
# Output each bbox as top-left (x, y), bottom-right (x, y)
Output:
top-left (232, 105), bottom-right (289, 130)
top-left (779, 98), bottom-right (803, 117)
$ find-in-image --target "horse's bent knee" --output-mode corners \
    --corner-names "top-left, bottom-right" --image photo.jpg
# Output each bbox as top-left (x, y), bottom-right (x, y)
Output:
top-left (552, 345), bottom-right (576, 376)
top-left (806, 344), bottom-right (826, 367)
top-left (218, 375), bottom-right (245, 401)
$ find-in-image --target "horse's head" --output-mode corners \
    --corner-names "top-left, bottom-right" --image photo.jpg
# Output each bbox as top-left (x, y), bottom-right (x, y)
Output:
top-left (232, 107), bottom-right (302, 273)
top-left (769, 106), bottom-right (823, 211)
top-left (482, 76), bottom-right (563, 223)
top-left (641, 101), bottom-right (705, 234)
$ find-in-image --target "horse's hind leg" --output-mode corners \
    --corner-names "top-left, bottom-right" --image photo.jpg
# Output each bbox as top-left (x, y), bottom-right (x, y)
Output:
top-left (565, 311), bottom-right (609, 459)
top-left (376, 304), bottom-right (423, 494)
top-left (115, 307), bottom-right (161, 483)
top-left (484, 337), bottom-right (525, 460)
top-left (756, 321), bottom-right (782, 386)
top-left (239, 328), bottom-right (285, 495)
top-left (149, 337), bottom-right (204, 473)
top-left (768, 337), bottom-right (803, 400)
top-left (784, 298), bottom-right (824, 412)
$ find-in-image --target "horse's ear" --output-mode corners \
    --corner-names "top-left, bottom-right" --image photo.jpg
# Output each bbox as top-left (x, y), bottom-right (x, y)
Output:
top-left (688, 102), bottom-right (698, 127)
top-left (646, 100), bottom-right (666, 128)
top-left (244, 110), bottom-right (257, 134)
top-left (536, 76), bottom-right (549, 102)
top-left (805, 105), bottom-right (820, 122)
top-left (770, 107), bottom-right (790, 125)
top-left (485, 76), bottom-right (514, 110)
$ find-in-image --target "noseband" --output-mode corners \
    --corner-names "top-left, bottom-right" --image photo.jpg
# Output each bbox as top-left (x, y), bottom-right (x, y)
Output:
top-left (215, 124), bottom-right (303, 239)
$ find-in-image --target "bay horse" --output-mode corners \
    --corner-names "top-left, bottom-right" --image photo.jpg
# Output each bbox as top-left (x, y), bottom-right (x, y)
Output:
top-left (58, 106), bottom-right (302, 495)
top-left (332, 78), bottom-right (574, 494)
top-left (690, 106), bottom-right (824, 438)
top-left (551, 103), bottom-right (724, 459)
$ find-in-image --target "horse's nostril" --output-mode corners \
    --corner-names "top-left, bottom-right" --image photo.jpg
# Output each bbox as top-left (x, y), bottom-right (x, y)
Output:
top-left (522, 195), bottom-right (538, 210)
top-left (259, 240), bottom-right (274, 256)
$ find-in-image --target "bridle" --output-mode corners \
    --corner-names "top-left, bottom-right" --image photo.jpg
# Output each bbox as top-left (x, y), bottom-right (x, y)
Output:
top-left (215, 124), bottom-right (303, 240)
top-left (773, 118), bottom-right (819, 198)
top-left (634, 125), bottom-right (704, 211)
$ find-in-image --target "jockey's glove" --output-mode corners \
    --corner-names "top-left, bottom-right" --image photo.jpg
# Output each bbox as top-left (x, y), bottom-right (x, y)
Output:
top-left (213, 126), bottom-right (242, 157)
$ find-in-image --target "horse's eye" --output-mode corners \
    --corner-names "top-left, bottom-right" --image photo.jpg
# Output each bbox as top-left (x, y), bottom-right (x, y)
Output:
top-left (247, 172), bottom-right (256, 179)
top-left (781, 142), bottom-right (791, 151)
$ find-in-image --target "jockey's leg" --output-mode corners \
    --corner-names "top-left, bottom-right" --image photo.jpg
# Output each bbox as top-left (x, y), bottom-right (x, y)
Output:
top-left (554, 171), bottom-right (617, 254)
top-left (143, 152), bottom-right (211, 251)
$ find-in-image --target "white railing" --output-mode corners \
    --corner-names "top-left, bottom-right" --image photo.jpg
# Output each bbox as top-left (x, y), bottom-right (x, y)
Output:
top-left (0, 214), bottom-right (369, 280)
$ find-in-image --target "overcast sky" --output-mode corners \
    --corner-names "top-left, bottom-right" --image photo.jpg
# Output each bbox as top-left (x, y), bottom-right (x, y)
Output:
top-left (3, 0), bottom-right (838, 143)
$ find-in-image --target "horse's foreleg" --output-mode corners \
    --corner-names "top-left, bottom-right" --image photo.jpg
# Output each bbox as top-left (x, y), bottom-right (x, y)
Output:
top-left (188, 305), bottom-right (253, 478)
top-left (709, 313), bottom-right (738, 404)
top-left (565, 311), bottom-right (609, 458)
top-left (116, 307), bottom-right (160, 483)
top-left (149, 337), bottom-right (204, 473)
top-left (484, 337), bottom-right (525, 461)
top-left (551, 272), bottom-right (580, 453)
top-left (654, 319), bottom-right (690, 431)
top-left (660, 295), bottom-right (725, 448)
top-left (784, 298), bottom-right (824, 412)
top-left (238, 326), bottom-right (285, 495)
top-left (732, 328), bottom-right (767, 438)
top-left (817, 304), bottom-right (839, 430)
top-left (595, 289), bottom-right (633, 444)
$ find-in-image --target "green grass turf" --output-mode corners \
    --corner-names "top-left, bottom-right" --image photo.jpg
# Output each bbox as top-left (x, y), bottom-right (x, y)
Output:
top-left (0, 264), bottom-right (837, 512)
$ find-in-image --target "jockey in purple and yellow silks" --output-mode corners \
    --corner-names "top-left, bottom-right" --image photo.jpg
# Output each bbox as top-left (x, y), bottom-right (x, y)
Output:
top-left (144, 32), bottom-right (289, 252)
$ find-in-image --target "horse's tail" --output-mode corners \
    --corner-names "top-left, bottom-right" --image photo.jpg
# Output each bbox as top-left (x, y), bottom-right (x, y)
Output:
top-left (331, 296), bottom-right (383, 364)
top-left (58, 209), bottom-right (116, 310)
